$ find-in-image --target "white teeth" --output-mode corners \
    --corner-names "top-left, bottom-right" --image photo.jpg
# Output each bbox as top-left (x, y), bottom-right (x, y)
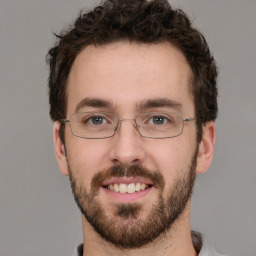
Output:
top-left (127, 183), bottom-right (136, 193)
top-left (114, 183), bottom-right (119, 192)
top-left (119, 184), bottom-right (127, 194)
top-left (135, 183), bottom-right (141, 191)
top-left (107, 183), bottom-right (149, 193)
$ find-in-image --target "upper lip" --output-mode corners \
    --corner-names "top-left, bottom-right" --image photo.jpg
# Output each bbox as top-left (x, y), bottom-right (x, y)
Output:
top-left (101, 177), bottom-right (154, 187)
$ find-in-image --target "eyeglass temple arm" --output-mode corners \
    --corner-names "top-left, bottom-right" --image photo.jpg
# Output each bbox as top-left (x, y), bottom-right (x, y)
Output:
top-left (59, 119), bottom-right (70, 124)
top-left (183, 117), bottom-right (196, 122)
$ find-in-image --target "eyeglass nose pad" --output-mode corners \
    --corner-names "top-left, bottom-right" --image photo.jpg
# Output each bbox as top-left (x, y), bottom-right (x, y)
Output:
top-left (113, 120), bottom-right (139, 134)
top-left (131, 120), bottom-right (139, 131)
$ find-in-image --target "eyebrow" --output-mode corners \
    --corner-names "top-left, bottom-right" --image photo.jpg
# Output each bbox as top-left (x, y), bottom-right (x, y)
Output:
top-left (138, 98), bottom-right (182, 111)
top-left (75, 97), bottom-right (182, 113)
top-left (75, 97), bottom-right (113, 112)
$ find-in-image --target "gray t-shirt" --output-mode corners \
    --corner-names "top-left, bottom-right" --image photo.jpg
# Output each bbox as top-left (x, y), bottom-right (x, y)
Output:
top-left (199, 241), bottom-right (227, 256)
top-left (71, 241), bottom-right (227, 256)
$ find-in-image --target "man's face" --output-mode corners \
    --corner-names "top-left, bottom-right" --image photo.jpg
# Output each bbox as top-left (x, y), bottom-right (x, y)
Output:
top-left (55, 42), bottom-right (202, 248)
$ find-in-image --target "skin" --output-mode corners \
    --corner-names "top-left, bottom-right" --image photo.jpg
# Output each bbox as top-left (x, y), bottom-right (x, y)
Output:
top-left (53, 41), bottom-right (215, 256)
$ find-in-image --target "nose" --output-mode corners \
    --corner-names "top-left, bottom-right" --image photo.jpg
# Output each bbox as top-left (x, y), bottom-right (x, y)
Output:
top-left (109, 119), bottom-right (146, 167)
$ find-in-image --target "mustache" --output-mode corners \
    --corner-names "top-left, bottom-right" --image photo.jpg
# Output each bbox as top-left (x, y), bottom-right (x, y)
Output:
top-left (91, 164), bottom-right (165, 193)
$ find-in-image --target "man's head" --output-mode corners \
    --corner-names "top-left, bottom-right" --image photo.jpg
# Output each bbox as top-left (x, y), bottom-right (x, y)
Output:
top-left (47, 0), bottom-right (218, 143)
top-left (48, 0), bottom-right (217, 250)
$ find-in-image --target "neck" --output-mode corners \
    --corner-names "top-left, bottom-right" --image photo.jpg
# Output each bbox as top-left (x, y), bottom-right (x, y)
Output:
top-left (81, 203), bottom-right (197, 256)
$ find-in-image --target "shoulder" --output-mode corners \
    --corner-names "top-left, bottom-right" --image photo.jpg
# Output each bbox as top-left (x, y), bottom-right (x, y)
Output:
top-left (71, 243), bottom-right (83, 256)
top-left (72, 235), bottom-right (229, 256)
top-left (199, 240), bottom-right (229, 256)
top-left (192, 231), bottom-right (228, 256)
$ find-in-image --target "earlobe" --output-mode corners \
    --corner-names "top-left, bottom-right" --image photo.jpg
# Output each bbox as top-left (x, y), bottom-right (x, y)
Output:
top-left (196, 121), bottom-right (216, 174)
top-left (53, 121), bottom-right (69, 176)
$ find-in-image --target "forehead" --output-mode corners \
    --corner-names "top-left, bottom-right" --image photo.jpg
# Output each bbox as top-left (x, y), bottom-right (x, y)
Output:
top-left (66, 41), bottom-right (193, 116)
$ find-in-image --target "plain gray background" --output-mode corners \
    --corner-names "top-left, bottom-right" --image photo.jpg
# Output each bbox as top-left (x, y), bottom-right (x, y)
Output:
top-left (0, 0), bottom-right (255, 255)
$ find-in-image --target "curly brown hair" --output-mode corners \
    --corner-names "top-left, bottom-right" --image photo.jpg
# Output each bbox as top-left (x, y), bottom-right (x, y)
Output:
top-left (47, 0), bottom-right (218, 142)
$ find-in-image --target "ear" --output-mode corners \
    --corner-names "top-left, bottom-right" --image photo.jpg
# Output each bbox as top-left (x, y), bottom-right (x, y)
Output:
top-left (53, 121), bottom-right (69, 176)
top-left (196, 121), bottom-right (216, 174)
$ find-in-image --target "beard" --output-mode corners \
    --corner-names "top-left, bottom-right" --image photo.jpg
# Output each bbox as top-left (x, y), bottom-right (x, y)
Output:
top-left (67, 148), bottom-right (198, 249)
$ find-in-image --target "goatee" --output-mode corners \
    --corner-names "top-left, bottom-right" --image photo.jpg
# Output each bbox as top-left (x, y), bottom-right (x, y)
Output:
top-left (68, 149), bottom-right (197, 249)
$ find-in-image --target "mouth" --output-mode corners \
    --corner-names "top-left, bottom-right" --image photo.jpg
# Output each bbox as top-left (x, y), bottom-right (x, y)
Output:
top-left (101, 178), bottom-right (154, 202)
top-left (104, 182), bottom-right (152, 194)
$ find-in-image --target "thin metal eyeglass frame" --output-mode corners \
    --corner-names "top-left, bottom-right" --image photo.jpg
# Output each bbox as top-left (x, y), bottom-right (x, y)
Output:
top-left (59, 112), bottom-right (196, 139)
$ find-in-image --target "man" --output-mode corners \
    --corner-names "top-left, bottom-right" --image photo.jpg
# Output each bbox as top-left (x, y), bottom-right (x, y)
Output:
top-left (47, 0), bottom-right (226, 255)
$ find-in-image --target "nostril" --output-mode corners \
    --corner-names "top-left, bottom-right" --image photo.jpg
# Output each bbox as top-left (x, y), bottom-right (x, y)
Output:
top-left (112, 159), bottom-right (120, 165)
top-left (132, 159), bottom-right (141, 165)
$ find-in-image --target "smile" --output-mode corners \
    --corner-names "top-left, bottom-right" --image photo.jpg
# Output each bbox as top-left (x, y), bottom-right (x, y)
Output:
top-left (106, 183), bottom-right (150, 194)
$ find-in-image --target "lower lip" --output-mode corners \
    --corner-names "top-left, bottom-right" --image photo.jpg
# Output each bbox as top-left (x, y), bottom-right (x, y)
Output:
top-left (101, 186), bottom-right (154, 203)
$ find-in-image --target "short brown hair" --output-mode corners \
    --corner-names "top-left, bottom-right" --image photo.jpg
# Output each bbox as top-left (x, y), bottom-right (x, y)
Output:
top-left (47, 0), bottom-right (218, 142)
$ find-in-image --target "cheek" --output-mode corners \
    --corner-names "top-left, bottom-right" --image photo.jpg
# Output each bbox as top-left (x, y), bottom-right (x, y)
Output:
top-left (145, 137), bottom-right (196, 183)
top-left (65, 137), bottom-right (111, 183)
top-left (148, 142), bottom-right (182, 176)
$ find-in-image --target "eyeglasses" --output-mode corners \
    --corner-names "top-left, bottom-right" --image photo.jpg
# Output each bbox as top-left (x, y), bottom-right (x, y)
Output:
top-left (60, 112), bottom-right (195, 139)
